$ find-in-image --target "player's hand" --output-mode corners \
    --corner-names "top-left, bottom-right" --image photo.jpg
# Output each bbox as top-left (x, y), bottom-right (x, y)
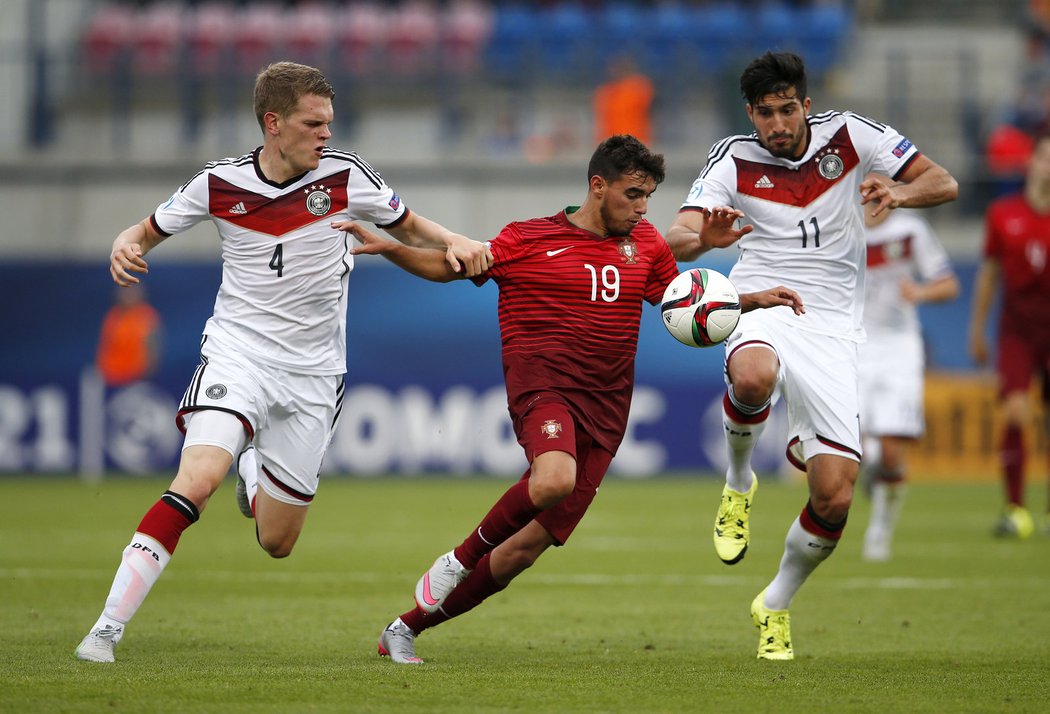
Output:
top-left (700, 207), bottom-right (753, 249)
top-left (859, 174), bottom-right (900, 217)
top-left (444, 233), bottom-right (492, 277)
top-left (110, 243), bottom-right (149, 286)
top-left (899, 278), bottom-right (921, 303)
top-left (333, 220), bottom-right (395, 255)
top-left (740, 286), bottom-right (805, 315)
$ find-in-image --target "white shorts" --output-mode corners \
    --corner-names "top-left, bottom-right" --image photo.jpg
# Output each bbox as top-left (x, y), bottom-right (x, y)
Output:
top-left (858, 331), bottom-right (925, 439)
top-left (177, 334), bottom-right (344, 505)
top-left (725, 310), bottom-right (861, 469)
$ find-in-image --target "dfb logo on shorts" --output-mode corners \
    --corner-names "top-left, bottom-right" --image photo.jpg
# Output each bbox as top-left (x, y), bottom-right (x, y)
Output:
top-left (541, 419), bottom-right (562, 439)
top-left (205, 384), bottom-right (227, 400)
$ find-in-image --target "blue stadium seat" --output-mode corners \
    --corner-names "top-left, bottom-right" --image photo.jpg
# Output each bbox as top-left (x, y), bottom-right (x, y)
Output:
top-left (484, 4), bottom-right (539, 83)
top-left (753, 1), bottom-right (795, 56)
top-left (536, 3), bottom-right (595, 83)
top-left (797, 2), bottom-right (852, 78)
top-left (692, 2), bottom-right (747, 76)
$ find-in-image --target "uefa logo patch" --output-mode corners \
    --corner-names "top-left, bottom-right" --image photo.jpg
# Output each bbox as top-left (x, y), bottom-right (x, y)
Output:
top-left (205, 384), bottom-right (228, 400)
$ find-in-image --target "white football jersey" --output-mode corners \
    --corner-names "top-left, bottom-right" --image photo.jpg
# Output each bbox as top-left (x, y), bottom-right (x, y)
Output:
top-left (152, 147), bottom-right (407, 375)
top-left (680, 111), bottom-right (921, 341)
top-left (863, 209), bottom-right (953, 338)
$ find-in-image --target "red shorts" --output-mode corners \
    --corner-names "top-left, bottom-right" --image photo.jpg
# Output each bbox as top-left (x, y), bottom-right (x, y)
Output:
top-left (516, 396), bottom-right (614, 545)
top-left (997, 330), bottom-right (1050, 399)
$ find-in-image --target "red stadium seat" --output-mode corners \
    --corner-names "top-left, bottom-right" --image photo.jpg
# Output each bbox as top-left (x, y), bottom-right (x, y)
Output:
top-left (439, 0), bottom-right (493, 76)
top-left (81, 2), bottom-right (134, 75)
top-left (230, 3), bottom-right (284, 76)
top-left (333, 2), bottom-right (390, 78)
top-left (286, 2), bottom-right (336, 67)
top-left (130, 4), bottom-right (185, 77)
top-left (385, 0), bottom-right (440, 77)
top-left (184, 2), bottom-right (236, 76)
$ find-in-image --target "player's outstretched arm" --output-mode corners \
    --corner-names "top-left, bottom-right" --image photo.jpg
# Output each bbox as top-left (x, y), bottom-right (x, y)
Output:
top-left (740, 286), bottom-right (805, 315)
top-left (383, 212), bottom-right (492, 277)
top-left (666, 207), bottom-right (753, 261)
top-left (110, 218), bottom-right (167, 287)
top-left (860, 155), bottom-right (959, 217)
top-left (334, 220), bottom-right (461, 283)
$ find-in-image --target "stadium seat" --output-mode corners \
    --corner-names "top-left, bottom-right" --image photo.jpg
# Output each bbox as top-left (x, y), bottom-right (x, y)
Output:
top-left (333, 2), bottom-right (390, 78)
top-left (229, 3), bottom-right (284, 76)
top-left (599, 3), bottom-right (649, 67)
top-left (536, 2), bottom-right (595, 84)
top-left (690, 2), bottom-right (746, 76)
top-left (285, 2), bottom-right (336, 69)
top-left (483, 4), bottom-right (539, 83)
top-left (797, 2), bottom-right (852, 79)
top-left (81, 2), bottom-right (134, 75)
top-left (385, 0), bottom-right (440, 78)
top-left (130, 4), bottom-right (184, 77)
top-left (438, 0), bottom-right (493, 77)
top-left (183, 2), bottom-right (235, 76)
top-left (644, 2), bottom-right (694, 82)
top-left (754, 1), bottom-right (795, 56)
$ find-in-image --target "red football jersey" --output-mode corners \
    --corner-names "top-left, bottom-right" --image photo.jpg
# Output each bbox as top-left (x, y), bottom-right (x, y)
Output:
top-left (984, 194), bottom-right (1050, 337)
top-left (475, 209), bottom-right (680, 454)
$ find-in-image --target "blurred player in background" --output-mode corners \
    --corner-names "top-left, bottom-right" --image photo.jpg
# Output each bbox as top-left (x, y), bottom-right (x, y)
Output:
top-left (969, 132), bottom-right (1050, 539)
top-left (95, 283), bottom-right (163, 387)
top-left (858, 201), bottom-right (960, 561)
top-left (74, 61), bottom-right (491, 663)
top-left (667, 51), bottom-right (958, 659)
top-left (336, 135), bottom-right (804, 665)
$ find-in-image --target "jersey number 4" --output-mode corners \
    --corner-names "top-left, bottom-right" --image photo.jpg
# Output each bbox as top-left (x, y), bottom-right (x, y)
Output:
top-left (269, 244), bottom-right (284, 277)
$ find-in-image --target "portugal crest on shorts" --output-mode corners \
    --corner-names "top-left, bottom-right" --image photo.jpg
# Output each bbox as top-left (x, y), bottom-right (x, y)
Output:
top-left (304, 184), bottom-right (333, 216)
top-left (618, 238), bottom-right (638, 264)
top-left (541, 419), bottom-right (562, 439)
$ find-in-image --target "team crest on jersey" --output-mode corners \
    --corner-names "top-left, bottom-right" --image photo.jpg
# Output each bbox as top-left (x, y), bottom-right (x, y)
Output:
top-left (304, 184), bottom-right (333, 216)
top-left (205, 384), bottom-right (227, 400)
top-left (817, 151), bottom-right (844, 180)
top-left (618, 238), bottom-right (638, 264)
top-left (541, 419), bottom-right (563, 439)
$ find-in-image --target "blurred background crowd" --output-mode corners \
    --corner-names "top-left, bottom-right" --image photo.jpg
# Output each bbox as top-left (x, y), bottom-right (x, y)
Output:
top-left (0, 0), bottom-right (1045, 478)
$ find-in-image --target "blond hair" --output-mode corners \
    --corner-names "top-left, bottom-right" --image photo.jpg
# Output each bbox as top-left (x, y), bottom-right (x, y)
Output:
top-left (253, 62), bottom-right (334, 130)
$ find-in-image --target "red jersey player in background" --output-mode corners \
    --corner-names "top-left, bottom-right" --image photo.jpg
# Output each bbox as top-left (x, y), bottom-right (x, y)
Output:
top-left (334, 135), bottom-right (804, 664)
top-left (970, 132), bottom-right (1050, 539)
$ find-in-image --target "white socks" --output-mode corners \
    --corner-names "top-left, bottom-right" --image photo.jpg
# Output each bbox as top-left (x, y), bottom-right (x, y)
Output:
top-left (723, 387), bottom-right (769, 492)
top-left (90, 533), bottom-right (171, 633)
top-left (764, 517), bottom-right (839, 611)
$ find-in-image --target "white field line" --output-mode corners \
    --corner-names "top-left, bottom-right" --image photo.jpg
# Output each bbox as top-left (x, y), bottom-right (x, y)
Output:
top-left (2, 567), bottom-right (1044, 591)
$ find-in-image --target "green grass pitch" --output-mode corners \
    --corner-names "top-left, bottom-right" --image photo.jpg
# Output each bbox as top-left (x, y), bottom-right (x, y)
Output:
top-left (2, 475), bottom-right (1048, 713)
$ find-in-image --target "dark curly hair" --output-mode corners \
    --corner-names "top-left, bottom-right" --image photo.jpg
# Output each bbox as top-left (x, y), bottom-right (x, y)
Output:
top-left (587, 134), bottom-right (665, 186)
top-left (739, 52), bottom-right (808, 107)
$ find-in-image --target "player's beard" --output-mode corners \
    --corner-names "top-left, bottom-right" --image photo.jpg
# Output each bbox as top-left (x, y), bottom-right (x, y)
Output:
top-left (762, 131), bottom-right (803, 159)
top-left (601, 206), bottom-right (635, 237)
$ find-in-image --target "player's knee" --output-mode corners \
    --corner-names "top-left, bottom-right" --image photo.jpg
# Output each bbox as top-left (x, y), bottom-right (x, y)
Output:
top-left (730, 370), bottom-right (776, 405)
top-left (257, 530), bottom-right (299, 559)
top-left (529, 468), bottom-right (575, 509)
top-left (811, 489), bottom-right (853, 523)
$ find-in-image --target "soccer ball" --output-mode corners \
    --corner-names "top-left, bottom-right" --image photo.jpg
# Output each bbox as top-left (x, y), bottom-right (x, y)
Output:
top-left (660, 268), bottom-right (741, 347)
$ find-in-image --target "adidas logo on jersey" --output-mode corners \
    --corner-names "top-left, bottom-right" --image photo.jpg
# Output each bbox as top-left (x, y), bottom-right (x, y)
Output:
top-left (754, 175), bottom-right (774, 189)
top-left (229, 202), bottom-right (248, 215)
